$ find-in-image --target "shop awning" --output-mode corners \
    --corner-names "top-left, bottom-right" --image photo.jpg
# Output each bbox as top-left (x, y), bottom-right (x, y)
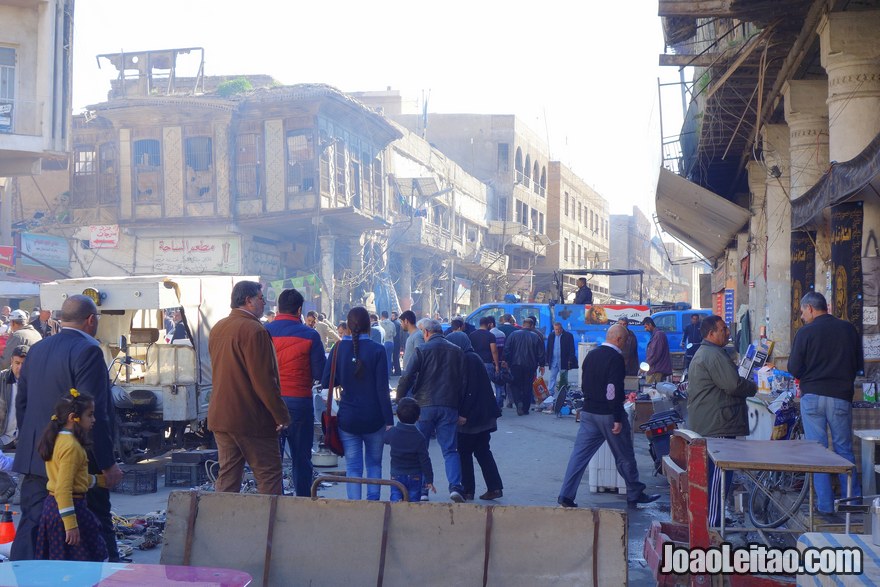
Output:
top-left (791, 131), bottom-right (880, 229)
top-left (655, 167), bottom-right (750, 261)
top-left (0, 276), bottom-right (41, 298)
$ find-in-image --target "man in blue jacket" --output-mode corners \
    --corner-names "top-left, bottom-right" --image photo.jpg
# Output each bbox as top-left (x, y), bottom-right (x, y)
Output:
top-left (266, 288), bottom-right (326, 496)
top-left (545, 322), bottom-right (578, 395)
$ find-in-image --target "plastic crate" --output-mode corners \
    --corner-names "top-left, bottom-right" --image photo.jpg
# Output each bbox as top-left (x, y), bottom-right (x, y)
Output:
top-left (165, 462), bottom-right (209, 488)
top-left (111, 466), bottom-right (158, 495)
top-left (171, 449), bottom-right (218, 465)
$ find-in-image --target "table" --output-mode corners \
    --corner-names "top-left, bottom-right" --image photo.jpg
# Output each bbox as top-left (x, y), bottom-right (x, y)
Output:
top-left (797, 532), bottom-right (880, 585)
top-left (0, 561), bottom-right (252, 586)
top-left (854, 428), bottom-right (880, 497)
top-left (707, 438), bottom-right (857, 539)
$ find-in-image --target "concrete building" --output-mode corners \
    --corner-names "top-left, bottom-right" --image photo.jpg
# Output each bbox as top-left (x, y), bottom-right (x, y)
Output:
top-left (657, 0), bottom-right (880, 375)
top-left (609, 207), bottom-right (652, 303)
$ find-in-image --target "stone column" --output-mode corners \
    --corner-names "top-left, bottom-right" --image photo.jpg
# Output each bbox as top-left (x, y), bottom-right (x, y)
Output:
top-left (761, 124), bottom-right (792, 358)
top-left (746, 160), bottom-right (766, 345)
top-left (348, 235), bottom-right (365, 311)
top-left (319, 234), bottom-right (335, 321)
top-left (819, 10), bottom-right (880, 267)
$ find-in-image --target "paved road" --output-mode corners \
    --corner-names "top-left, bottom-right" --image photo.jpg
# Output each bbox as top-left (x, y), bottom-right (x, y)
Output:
top-left (12, 397), bottom-right (669, 584)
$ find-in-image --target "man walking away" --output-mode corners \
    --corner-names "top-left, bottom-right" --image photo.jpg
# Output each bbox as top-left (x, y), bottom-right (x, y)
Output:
top-left (379, 311), bottom-right (396, 374)
top-left (642, 317), bottom-right (672, 384)
top-left (399, 311), bottom-right (424, 371)
top-left (391, 312), bottom-right (403, 375)
top-left (396, 319), bottom-right (467, 502)
top-left (687, 315), bottom-right (757, 527)
top-left (789, 292), bottom-right (863, 515)
top-left (1, 310), bottom-right (41, 369)
top-left (558, 325), bottom-right (659, 508)
top-left (313, 312), bottom-right (341, 351)
top-left (209, 281), bottom-right (290, 495)
top-left (503, 317), bottom-right (545, 415)
top-left (12, 295), bottom-right (123, 561)
top-left (265, 288), bottom-right (326, 497)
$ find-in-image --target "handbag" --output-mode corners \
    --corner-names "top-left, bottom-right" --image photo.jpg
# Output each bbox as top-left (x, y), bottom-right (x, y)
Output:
top-left (321, 346), bottom-right (345, 457)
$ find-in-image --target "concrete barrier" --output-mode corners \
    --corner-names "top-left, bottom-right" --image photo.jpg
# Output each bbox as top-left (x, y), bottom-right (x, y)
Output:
top-left (161, 491), bottom-right (628, 586)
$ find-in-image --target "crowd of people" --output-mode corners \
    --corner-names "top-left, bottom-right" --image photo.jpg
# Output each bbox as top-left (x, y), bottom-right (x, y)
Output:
top-left (0, 282), bottom-right (863, 564)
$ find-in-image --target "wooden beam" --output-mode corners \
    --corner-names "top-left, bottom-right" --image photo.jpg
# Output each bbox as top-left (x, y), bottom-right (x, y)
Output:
top-left (659, 0), bottom-right (732, 17)
top-left (704, 25), bottom-right (776, 101)
top-left (660, 53), bottom-right (725, 67)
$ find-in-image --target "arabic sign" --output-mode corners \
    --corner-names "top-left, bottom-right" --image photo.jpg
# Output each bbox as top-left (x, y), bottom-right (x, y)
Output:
top-left (0, 102), bottom-right (11, 134)
top-left (151, 237), bottom-right (241, 274)
top-left (89, 225), bottom-right (119, 249)
top-left (20, 233), bottom-right (70, 269)
top-left (830, 202), bottom-right (863, 336)
top-left (0, 246), bottom-right (14, 271)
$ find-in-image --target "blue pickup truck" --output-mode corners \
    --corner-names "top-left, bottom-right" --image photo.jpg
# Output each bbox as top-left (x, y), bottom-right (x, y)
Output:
top-left (464, 303), bottom-right (711, 366)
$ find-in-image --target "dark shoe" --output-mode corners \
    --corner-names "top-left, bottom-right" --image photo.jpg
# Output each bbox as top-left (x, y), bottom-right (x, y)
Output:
top-left (463, 493), bottom-right (475, 501)
top-left (557, 497), bottom-right (578, 508)
top-left (480, 489), bottom-right (503, 501)
top-left (450, 490), bottom-right (465, 503)
top-left (628, 493), bottom-right (661, 506)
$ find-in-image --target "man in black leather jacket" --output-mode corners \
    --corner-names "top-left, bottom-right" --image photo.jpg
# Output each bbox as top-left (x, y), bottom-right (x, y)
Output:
top-left (396, 319), bottom-right (467, 502)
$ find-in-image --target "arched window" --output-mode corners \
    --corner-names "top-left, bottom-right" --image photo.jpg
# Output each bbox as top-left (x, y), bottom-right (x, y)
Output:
top-left (540, 166), bottom-right (546, 197)
top-left (514, 147), bottom-right (524, 184)
top-left (523, 154), bottom-right (531, 188)
top-left (532, 161), bottom-right (540, 194)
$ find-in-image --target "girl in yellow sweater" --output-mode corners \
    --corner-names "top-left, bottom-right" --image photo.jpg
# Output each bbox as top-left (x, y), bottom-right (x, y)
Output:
top-left (35, 389), bottom-right (108, 561)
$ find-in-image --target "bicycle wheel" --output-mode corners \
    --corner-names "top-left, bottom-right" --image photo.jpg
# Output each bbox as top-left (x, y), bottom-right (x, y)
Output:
top-left (747, 469), bottom-right (809, 528)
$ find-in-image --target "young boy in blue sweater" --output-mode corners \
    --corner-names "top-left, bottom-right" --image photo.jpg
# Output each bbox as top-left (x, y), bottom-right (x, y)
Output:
top-left (384, 398), bottom-right (434, 502)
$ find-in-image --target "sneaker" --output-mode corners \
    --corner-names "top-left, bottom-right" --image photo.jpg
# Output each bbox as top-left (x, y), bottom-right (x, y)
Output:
top-left (557, 497), bottom-right (578, 508)
top-left (450, 490), bottom-right (465, 503)
top-left (420, 494), bottom-right (429, 502)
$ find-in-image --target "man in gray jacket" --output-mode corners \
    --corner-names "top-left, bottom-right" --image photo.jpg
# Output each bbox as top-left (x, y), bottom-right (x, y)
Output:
top-left (688, 315), bottom-right (757, 528)
top-left (0, 310), bottom-right (42, 370)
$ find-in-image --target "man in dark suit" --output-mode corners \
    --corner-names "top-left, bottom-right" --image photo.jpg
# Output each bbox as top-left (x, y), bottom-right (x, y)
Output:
top-left (11, 295), bottom-right (123, 560)
top-left (545, 322), bottom-right (578, 395)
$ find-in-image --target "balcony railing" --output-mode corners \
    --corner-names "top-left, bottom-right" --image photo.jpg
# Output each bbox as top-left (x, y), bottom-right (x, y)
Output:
top-left (0, 99), bottom-right (44, 137)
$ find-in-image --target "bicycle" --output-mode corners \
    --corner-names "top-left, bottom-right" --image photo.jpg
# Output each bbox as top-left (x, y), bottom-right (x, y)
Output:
top-left (747, 391), bottom-right (809, 529)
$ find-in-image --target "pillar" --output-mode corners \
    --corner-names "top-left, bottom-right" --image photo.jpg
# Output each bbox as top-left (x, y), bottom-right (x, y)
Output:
top-left (319, 234), bottom-right (335, 322)
top-left (783, 79), bottom-right (831, 310)
top-left (761, 124), bottom-right (792, 358)
top-left (398, 252), bottom-right (413, 311)
top-left (819, 10), bottom-right (880, 270)
top-left (746, 161), bottom-right (766, 345)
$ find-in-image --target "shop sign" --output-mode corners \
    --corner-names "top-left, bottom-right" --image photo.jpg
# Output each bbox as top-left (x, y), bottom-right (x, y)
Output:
top-left (0, 246), bottom-right (14, 271)
top-left (151, 237), bottom-right (241, 274)
top-left (89, 225), bottom-right (119, 249)
top-left (20, 233), bottom-right (69, 269)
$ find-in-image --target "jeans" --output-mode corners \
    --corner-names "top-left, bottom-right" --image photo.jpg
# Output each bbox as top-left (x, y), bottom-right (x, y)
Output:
top-left (279, 396), bottom-right (315, 497)
top-left (458, 430), bottom-right (503, 495)
top-left (339, 428), bottom-right (385, 500)
top-left (383, 341), bottom-right (394, 374)
top-left (800, 394), bottom-right (860, 512)
top-left (391, 473), bottom-right (424, 502)
top-left (545, 364), bottom-right (559, 394)
top-left (558, 412), bottom-right (646, 502)
top-left (417, 406), bottom-right (463, 493)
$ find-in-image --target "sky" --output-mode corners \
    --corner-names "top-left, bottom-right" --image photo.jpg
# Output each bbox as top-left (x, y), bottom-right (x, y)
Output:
top-left (71, 1), bottom-right (683, 220)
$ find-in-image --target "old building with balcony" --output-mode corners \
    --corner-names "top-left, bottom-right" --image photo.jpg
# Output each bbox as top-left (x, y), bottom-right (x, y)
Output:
top-left (657, 0), bottom-right (880, 375)
top-left (609, 207), bottom-right (652, 303)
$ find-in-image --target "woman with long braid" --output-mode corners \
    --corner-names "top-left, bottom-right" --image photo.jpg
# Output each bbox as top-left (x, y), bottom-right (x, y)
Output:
top-left (321, 307), bottom-right (393, 499)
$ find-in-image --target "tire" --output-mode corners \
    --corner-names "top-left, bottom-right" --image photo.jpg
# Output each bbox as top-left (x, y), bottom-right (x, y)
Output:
top-left (748, 469), bottom-right (809, 528)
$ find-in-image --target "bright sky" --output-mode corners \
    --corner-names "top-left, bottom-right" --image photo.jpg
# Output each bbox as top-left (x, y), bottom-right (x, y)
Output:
top-left (72, 1), bottom-right (681, 219)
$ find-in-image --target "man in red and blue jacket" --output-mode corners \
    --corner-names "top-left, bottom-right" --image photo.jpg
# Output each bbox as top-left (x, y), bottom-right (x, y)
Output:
top-left (265, 288), bottom-right (326, 496)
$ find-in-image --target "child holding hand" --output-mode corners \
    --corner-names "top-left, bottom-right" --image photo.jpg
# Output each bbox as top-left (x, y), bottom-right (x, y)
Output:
top-left (384, 397), bottom-right (434, 502)
top-left (35, 389), bottom-right (108, 561)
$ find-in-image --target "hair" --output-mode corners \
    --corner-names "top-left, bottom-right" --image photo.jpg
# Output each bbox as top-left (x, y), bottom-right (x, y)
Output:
top-left (399, 310), bottom-right (417, 325)
top-left (642, 317), bottom-right (656, 328)
top-left (502, 314), bottom-right (515, 324)
top-left (450, 318), bottom-right (464, 331)
top-left (38, 391), bottom-right (95, 462)
top-left (266, 311), bottom-right (276, 317)
top-left (306, 310), bottom-right (318, 319)
top-left (479, 316), bottom-right (492, 327)
top-left (380, 310), bottom-right (389, 318)
top-left (347, 307), bottom-right (371, 378)
top-left (11, 345), bottom-right (28, 359)
top-left (369, 313), bottom-right (379, 322)
top-left (801, 291), bottom-right (827, 312)
top-left (277, 288), bottom-right (304, 314)
top-left (420, 318), bottom-right (443, 334)
top-left (396, 397), bottom-right (421, 425)
top-left (700, 315), bottom-right (725, 339)
top-left (318, 313), bottom-right (326, 321)
top-left (337, 321), bottom-right (350, 333)
top-left (231, 281), bottom-right (262, 309)
top-left (577, 277), bottom-right (586, 286)
top-left (523, 317), bottom-right (536, 327)
top-left (60, 295), bottom-right (97, 323)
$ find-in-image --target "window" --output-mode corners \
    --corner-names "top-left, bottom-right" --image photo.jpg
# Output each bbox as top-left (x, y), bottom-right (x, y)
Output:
top-left (372, 158), bottom-right (383, 215)
top-left (334, 142), bottom-right (347, 201)
top-left (497, 143), bottom-right (509, 172)
top-left (184, 136), bottom-right (214, 201)
top-left (530, 208), bottom-right (538, 232)
top-left (286, 130), bottom-right (315, 195)
top-left (532, 161), bottom-right (540, 194)
top-left (98, 142), bottom-right (119, 204)
top-left (563, 238), bottom-right (569, 261)
top-left (133, 139), bottom-right (161, 202)
top-left (523, 155), bottom-right (531, 188)
top-left (235, 133), bottom-right (262, 200)
top-left (578, 203), bottom-right (582, 224)
top-left (0, 47), bottom-right (15, 133)
top-left (540, 167), bottom-right (546, 197)
top-left (514, 147), bottom-right (524, 183)
top-left (653, 314), bottom-right (677, 332)
top-left (538, 212), bottom-right (544, 234)
top-left (515, 200), bottom-right (527, 225)
top-left (564, 192), bottom-right (569, 217)
top-left (71, 147), bottom-right (97, 207)
top-left (498, 197), bottom-right (508, 220)
top-left (577, 245), bottom-right (582, 265)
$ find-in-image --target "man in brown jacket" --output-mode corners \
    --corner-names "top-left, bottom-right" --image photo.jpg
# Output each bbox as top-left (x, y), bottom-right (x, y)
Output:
top-left (209, 280), bottom-right (290, 495)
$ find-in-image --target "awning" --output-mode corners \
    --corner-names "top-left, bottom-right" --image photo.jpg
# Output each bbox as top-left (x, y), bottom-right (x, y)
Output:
top-left (655, 167), bottom-right (750, 261)
top-left (0, 276), bottom-right (41, 298)
top-left (791, 131), bottom-right (880, 229)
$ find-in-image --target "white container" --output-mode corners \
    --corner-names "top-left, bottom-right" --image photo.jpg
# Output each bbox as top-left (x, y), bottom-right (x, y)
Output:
top-left (588, 440), bottom-right (627, 494)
